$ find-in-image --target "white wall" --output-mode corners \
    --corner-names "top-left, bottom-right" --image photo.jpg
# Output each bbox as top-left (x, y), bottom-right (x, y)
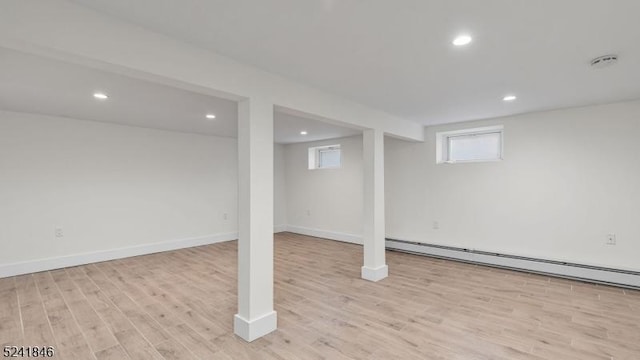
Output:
top-left (386, 100), bottom-right (640, 271)
top-left (0, 110), bottom-right (240, 275)
top-left (274, 143), bottom-right (287, 230)
top-left (284, 136), bottom-right (363, 242)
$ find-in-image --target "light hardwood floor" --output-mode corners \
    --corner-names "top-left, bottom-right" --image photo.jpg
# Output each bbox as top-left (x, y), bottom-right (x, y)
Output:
top-left (1, 232), bottom-right (639, 359)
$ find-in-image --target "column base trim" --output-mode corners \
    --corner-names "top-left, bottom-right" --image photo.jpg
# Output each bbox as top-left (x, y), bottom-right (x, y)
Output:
top-left (233, 311), bottom-right (277, 342)
top-left (361, 265), bottom-right (388, 282)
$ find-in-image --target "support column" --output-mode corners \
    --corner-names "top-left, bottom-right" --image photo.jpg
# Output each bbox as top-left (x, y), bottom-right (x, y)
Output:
top-left (234, 97), bottom-right (277, 342)
top-left (361, 128), bottom-right (388, 281)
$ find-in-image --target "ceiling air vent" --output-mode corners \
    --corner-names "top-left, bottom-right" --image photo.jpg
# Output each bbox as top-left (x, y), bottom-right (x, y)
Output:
top-left (590, 54), bottom-right (618, 69)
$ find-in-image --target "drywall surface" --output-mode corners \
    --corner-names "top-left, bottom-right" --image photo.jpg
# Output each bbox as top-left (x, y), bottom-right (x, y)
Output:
top-left (385, 100), bottom-right (640, 271)
top-left (0, 110), bottom-right (239, 269)
top-left (0, 0), bottom-right (423, 141)
top-left (274, 143), bottom-right (287, 229)
top-left (284, 136), bottom-right (363, 239)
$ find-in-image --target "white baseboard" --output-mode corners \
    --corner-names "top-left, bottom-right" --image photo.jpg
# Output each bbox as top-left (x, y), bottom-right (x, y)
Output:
top-left (273, 224), bottom-right (288, 233)
top-left (361, 265), bottom-right (389, 282)
top-left (234, 311), bottom-right (278, 342)
top-left (386, 239), bottom-right (640, 289)
top-left (284, 225), bottom-right (363, 245)
top-left (0, 225), bottom-right (301, 278)
top-left (0, 232), bottom-right (238, 278)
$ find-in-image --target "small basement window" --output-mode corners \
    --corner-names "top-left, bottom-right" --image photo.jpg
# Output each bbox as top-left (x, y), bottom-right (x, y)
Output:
top-left (308, 144), bottom-right (341, 169)
top-left (436, 125), bottom-right (503, 164)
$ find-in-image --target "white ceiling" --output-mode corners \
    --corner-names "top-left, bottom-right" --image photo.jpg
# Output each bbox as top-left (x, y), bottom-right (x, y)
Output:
top-left (0, 48), bottom-right (358, 143)
top-left (274, 112), bottom-right (360, 144)
top-left (72, 0), bottom-right (640, 125)
top-left (0, 48), bottom-right (239, 138)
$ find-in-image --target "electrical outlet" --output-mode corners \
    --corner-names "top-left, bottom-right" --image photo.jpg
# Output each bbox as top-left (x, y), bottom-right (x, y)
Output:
top-left (54, 227), bottom-right (64, 238)
top-left (306, 209), bottom-right (311, 216)
top-left (432, 221), bottom-right (440, 230)
top-left (606, 234), bottom-right (616, 245)
top-left (223, 213), bottom-right (228, 220)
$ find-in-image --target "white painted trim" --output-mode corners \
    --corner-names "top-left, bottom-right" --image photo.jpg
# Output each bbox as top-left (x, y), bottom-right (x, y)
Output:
top-left (273, 225), bottom-right (288, 233)
top-left (387, 240), bottom-right (640, 288)
top-left (234, 311), bottom-right (278, 342)
top-left (361, 265), bottom-right (389, 282)
top-left (0, 232), bottom-right (238, 278)
top-left (284, 225), bottom-right (363, 245)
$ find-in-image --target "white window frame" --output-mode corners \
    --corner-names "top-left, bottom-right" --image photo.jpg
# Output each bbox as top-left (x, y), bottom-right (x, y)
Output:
top-left (435, 125), bottom-right (504, 164)
top-left (308, 144), bottom-right (341, 169)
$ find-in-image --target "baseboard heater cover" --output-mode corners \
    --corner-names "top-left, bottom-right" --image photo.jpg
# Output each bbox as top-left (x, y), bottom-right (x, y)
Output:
top-left (386, 238), bottom-right (640, 289)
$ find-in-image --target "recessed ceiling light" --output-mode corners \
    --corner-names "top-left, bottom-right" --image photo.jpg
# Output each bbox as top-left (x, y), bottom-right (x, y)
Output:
top-left (300, 131), bottom-right (308, 135)
top-left (452, 35), bottom-right (472, 46)
top-left (205, 114), bottom-right (216, 119)
top-left (93, 92), bottom-right (108, 100)
top-left (503, 95), bottom-right (517, 101)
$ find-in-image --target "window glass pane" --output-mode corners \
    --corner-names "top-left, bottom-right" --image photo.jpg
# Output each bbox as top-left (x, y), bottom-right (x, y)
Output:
top-left (318, 148), bottom-right (341, 168)
top-left (448, 132), bottom-right (501, 161)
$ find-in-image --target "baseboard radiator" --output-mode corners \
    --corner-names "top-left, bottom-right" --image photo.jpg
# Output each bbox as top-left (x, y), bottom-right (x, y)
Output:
top-left (386, 238), bottom-right (640, 289)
